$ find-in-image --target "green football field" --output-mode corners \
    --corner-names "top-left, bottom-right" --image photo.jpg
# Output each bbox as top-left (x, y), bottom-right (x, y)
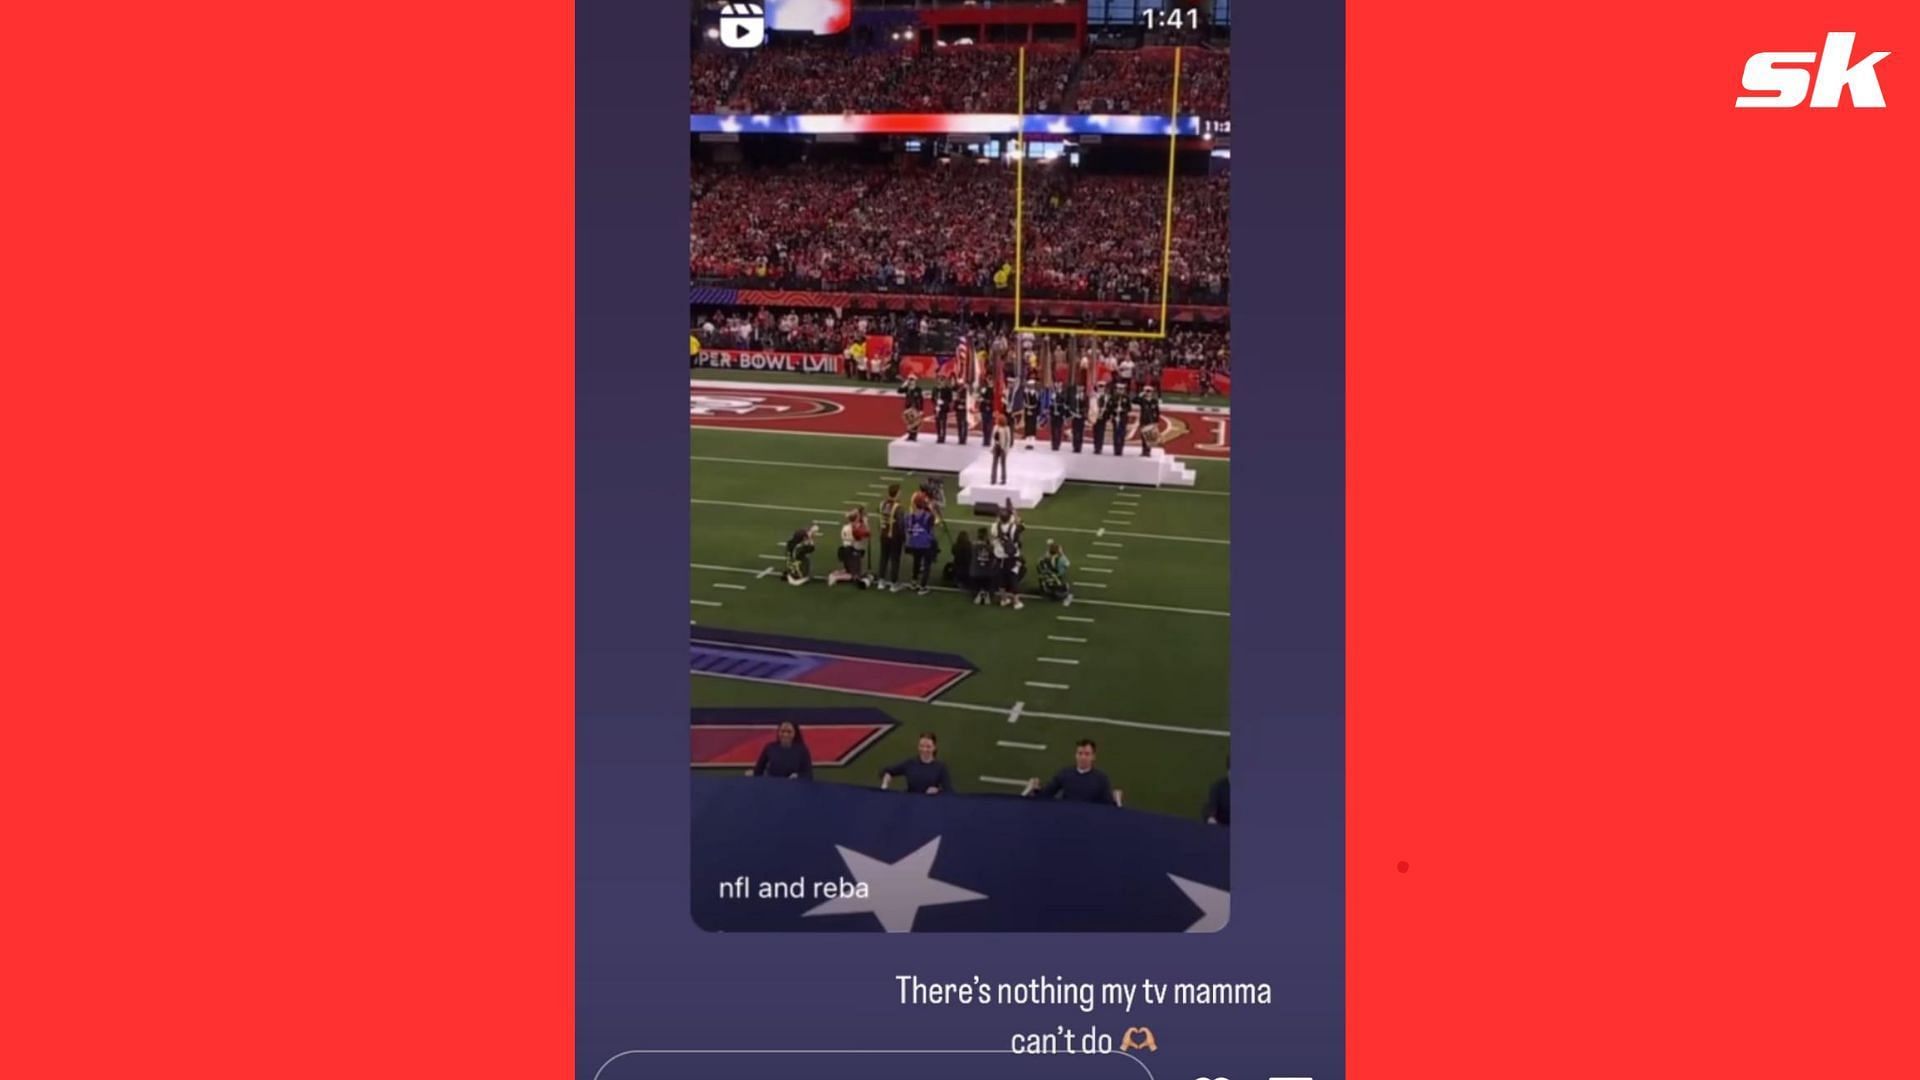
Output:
top-left (690, 425), bottom-right (1230, 818)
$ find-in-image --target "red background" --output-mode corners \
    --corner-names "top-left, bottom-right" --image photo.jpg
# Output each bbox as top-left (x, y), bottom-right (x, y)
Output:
top-left (1350, 2), bottom-right (1919, 1075)
top-left (4, 2), bottom-right (1917, 1077)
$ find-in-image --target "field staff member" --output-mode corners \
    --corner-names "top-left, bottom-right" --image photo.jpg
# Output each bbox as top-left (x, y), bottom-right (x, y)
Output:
top-left (1205, 765), bottom-right (1230, 825)
top-left (747, 720), bottom-right (813, 780)
top-left (1024, 739), bottom-right (1121, 806)
top-left (877, 484), bottom-right (905, 593)
top-left (1037, 540), bottom-right (1073, 606)
top-left (968, 526), bottom-right (997, 605)
top-left (991, 504), bottom-right (1026, 610)
top-left (904, 495), bottom-right (939, 596)
top-left (827, 507), bottom-right (871, 588)
top-left (784, 524), bottom-right (819, 585)
top-left (879, 733), bottom-right (953, 794)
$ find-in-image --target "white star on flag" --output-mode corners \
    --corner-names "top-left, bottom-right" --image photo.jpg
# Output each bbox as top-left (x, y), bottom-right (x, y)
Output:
top-left (1168, 874), bottom-right (1229, 933)
top-left (803, 837), bottom-right (987, 932)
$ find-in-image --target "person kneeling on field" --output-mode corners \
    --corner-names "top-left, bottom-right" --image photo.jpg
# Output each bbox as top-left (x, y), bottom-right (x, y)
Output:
top-left (827, 507), bottom-right (872, 588)
top-left (784, 524), bottom-right (819, 585)
top-left (1037, 540), bottom-right (1073, 606)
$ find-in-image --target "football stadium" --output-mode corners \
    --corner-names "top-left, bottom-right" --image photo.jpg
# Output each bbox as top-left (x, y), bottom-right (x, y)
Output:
top-left (687, 0), bottom-right (1233, 932)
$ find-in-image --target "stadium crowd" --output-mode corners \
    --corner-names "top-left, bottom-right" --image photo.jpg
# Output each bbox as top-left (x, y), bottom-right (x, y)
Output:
top-left (690, 162), bottom-right (1229, 303)
top-left (690, 51), bottom-right (743, 112)
top-left (1074, 48), bottom-right (1229, 117)
top-left (701, 42), bottom-right (1082, 114)
top-left (692, 41), bottom-right (1227, 117)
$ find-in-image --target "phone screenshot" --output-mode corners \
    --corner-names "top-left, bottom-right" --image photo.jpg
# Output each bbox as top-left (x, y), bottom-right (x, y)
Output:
top-left (589, 0), bottom-right (1337, 1077)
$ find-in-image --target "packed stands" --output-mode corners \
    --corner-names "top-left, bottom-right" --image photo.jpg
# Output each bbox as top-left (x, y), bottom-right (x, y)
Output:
top-left (1074, 47), bottom-right (1228, 117)
top-left (690, 51), bottom-right (744, 112)
top-left (690, 162), bottom-right (1228, 304)
top-left (692, 40), bottom-right (1224, 117)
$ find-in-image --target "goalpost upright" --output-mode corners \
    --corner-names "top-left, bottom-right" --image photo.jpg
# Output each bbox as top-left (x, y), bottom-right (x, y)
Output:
top-left (1013, 45), bottom-right (1184, 341)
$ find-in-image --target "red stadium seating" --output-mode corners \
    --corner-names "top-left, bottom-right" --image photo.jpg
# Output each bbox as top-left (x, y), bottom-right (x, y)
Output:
top-left (690, 162), bottom-right (1229, 304)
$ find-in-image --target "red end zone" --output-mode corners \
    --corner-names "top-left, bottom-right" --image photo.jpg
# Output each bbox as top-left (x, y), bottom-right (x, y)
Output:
top-left (690, 381), bottom-right (1230, 459)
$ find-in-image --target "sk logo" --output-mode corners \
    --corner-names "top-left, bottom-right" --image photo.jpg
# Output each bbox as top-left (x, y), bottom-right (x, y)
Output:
top-left (1737, 31), bottom-right (1891, 108)
top-left (1119, 1027), bottom-right (1159, 1053)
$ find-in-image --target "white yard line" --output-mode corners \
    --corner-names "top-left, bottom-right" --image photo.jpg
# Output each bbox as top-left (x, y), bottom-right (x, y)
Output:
top-left (1047, 635), bottom-right (1088, 643)
top-left (1088, 553), bottom-right (1120, 560)
top-left (1057, 615), bottom-right (1096, 623)
top-left (1082, 567), bottom-right (1114, 574)
top-left (690, 599), bottom-right (722, 608)
top-left (1005, 700), bottom-right (1025, 725)
top-left (934, 699), bottom-right (1229, 738)
top-left (977, 775), bottom-right (1031, 788)
top-left (1037, 657), bottom-right (1080, 665)
top-left (1076, 582), bottom-right (1109, 589)
top-left (1025, 680), bottom-right (1071, 691)
top-left (1093, 541), bottom-right (1124, 548)
top-left (712, 583), bottom-right (747, 591)
top-left (691, 498), bottom-right (1227, 546)
top-left (996, 741), bottom-right (1047, 752)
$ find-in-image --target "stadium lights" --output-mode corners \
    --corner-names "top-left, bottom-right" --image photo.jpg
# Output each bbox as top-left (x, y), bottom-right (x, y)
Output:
top-left (705, 26), bottom-right (720, 39)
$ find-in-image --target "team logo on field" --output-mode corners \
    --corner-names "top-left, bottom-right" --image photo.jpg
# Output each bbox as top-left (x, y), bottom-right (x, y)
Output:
top-left (689, 392), bottom-right (842, 420)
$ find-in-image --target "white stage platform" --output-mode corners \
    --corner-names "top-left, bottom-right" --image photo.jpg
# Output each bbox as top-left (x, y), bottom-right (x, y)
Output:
top-left (886, 437), bottom-right (1196, 509)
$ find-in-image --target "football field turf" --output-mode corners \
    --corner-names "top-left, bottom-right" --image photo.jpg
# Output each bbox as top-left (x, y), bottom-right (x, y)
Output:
top-left (690, 425), bottom-right (1230, 818)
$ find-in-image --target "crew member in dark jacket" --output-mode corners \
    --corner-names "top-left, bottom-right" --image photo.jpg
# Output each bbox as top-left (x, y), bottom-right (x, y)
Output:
top-left (1204, 774), bottom-right (1230, 825)
top-left (880, 733), bottom-right (953, 794)
top-left (747, 720), bottom-right (813, 779)
top-left (1024, 739), bottom-right (1120, 806)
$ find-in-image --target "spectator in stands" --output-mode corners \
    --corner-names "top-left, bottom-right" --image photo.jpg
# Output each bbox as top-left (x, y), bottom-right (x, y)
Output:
top-left (1024, 739), bottom-right (1121, 806)
top-left (879, 733), bottom-right (953, 795)
top-left (747, 720), bottom-right (813, 780)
